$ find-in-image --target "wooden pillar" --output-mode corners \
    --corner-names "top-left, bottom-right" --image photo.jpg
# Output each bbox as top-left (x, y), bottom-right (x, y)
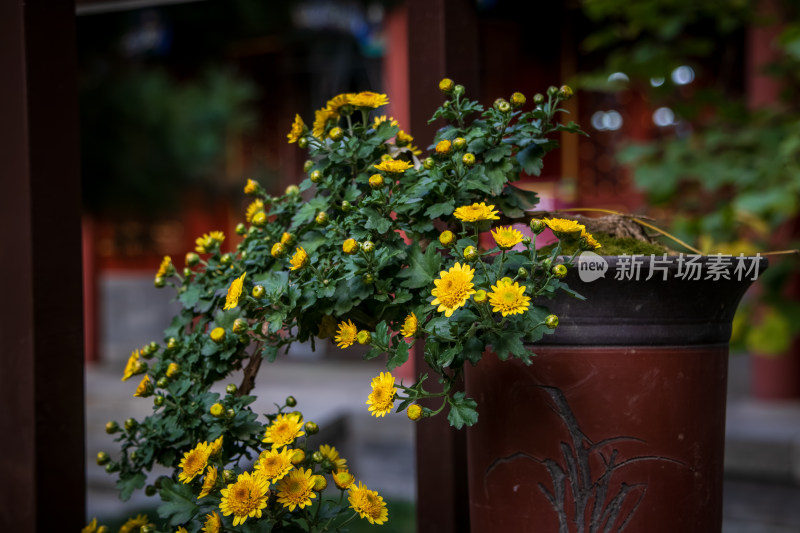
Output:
top-left (399, 2), bottom-right (479, 531)
top-left (0, 0), bottom-right (86, 530)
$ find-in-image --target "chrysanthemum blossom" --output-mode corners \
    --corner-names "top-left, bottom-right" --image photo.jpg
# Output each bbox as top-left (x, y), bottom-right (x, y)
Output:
top-left (326, 93), bottom-right (355, 114)
top-left (312, 107), bottom-right (338, 139)
top-left (349, 482), bottom-right (389, 525)
top-left (350, 91), bottom-right (389, 109)
top-left (82, 518), bottom-right (98, 533)
top-left (453, 202), bottom-right (500, 223)
top-left (373, 159), bottom-right (413, 174)
top-left (333, 469), bottom-right (355, 490)
top-left (201, 511), bottom-right (221, 533)
top-left (580, 229), bottom-right (602, 250)
top-left (156, 255), bottom-right (173, 279)
top-left (223, 272), bottom-right (246, 310)
top-left (373, 115), bottom-right (399, 128)
top-left (255, 447), bottom-right (294, 483)
top-left (244, 178), bottom-right (258, 194)
top-left (133, 374), bottom-right (152, 397)
top-left (366, 372), bottom-right (396, 418)
top-left (195, 231), bottom-right (225, 254)
top-left (209, 435), bottom-right (223, 457)
top-left (263, 413), bottom-right (305, 449)
top-left (287, 114), bottom-right (305, 143)
top-left (491, 226), bottom-right (524, 249)
top-left (121, 349), bottom-right (140, 382)
top-left (319, 444), bottom-right (347, 470)
top-left (276, 468), bottom-right (317, 511)
top-left (245, 199), bottom-right (264, 223)
top-left (488, 278), bottom-right (531, 317)
top-left (400, 312), bottom-right (417, 338)
top-left (178, 441), bottom-right (211, 483)
top-left (220, 471), bottom-right (270, 526)
top-left (118, 514), bottom-right (151, 533)
top-left (543, 217), bottom-right (585, 237)
top-left (431, 262), bottom-right (476, 317)
top-left (335, 319), bottom-right (358, 348)
top-left (198, 466), bottom-right (218, 499)
top-left (289, 247), bottom-right (308, 271)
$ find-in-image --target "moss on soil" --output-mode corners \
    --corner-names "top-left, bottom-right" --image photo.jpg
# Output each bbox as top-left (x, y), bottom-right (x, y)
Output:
top-left (539, 232), bottom-right (670, 256)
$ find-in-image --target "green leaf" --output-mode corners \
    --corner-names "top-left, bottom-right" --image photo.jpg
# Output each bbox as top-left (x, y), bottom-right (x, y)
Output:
top-left (516, 143), bottom-right (545, 176)
top-left (157, 477), bottom-right (199, 525)
top-left (447, 392), bottom-right (478, 429)
top-left (387, 340), bottom-right (410, 370)
top-left (116, 472), bottom-right (146, 501)
top-left (397, 243), bottom-right (443, 289)
top-left (489, 331), bottom-right (528, 361)
top-left (463, 336), bottom-right (485, 365)
top-left (178, 284), bottom-right (203, 310)
top-left (425, 199), bottom-right (455, 219)
top-left (363, 207), bottom-right (393, 234)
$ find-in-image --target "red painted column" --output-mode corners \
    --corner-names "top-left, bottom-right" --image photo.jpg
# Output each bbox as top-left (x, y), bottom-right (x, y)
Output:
top-left (0, 0), bottom-right (86, 529)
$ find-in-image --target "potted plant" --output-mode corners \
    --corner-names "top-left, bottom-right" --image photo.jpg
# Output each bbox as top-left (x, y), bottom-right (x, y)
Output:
top-left (88, 80), bottom-right (760, 533)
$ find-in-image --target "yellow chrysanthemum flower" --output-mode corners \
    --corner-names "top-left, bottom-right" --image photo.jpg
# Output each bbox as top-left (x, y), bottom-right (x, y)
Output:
top-left (82, 518), bottom-right (98, 533)
top-left (133, 374), bottom-right (152, 398)
top-left (326, 93), bottom-right (355, 114)
top-left (201, 511), bottom-right (221, 533)
top-left (312, 107), bottom-right (338, 139)
top-left (366, 372), bottom-right (396, 418)
top-left (255, 447), bottom-right (294, 483)
top-left (350, 91), bottom-right (389, 109)
top-left (224, 272), bottom-right (246, 310)
top-left (400, 312), bottom-right (417, 338)
top-left (342, 238), bottom-right (359, 255)
top-left (289, 247), bottom-right (308, 271)
top-left (198, 466), bottom-right (218, 499)
top-left (176, 528), bottom-right (189, 533)
top-left (244, 178), bottom-right (258, 195)
top-left (491, 226), bottom-right (524, 249)
top-left (453, 202), bottom-right (500, 223)
top-left (245, 199), bottom-right (264, 223)
top-left (335, 319), bottom-right (358, 348)
top-left (263, 413), bottom-right (305, 449)
top-left (287, 114), bottom-right (305, 143)
top-left (373, 115), bottom-right (399, 128)
top-left (580, 230), bottom-right (602, 250)
top-left (543, 217), bottom-right (585, 237)
top-left (396, 130), bottom-right (414, 145)
top-left (220, 471), bottom-right (270, 526)
top-left (209, 435), bottom-right (223, 456)
top-left (276, 468), bottom-right (317, 511)
top-left (488, 278), bottom-right (531, 317)
top-left (195, 231), bottom-right (225, 254)
top-left (121, 349), bottom-right (140, 382)
top-left (319, 444), bottom-right (348, 470)
top-left (280, 231), bottom-right (294, 246)
top-left (373, 159), bottom-right (413, 174)
top-left (119, 515), bottom-right (151, 533)
top-left (333, 469), bottom-right (355, 490)
top-left (431, 262), bottom-right (476, 317)
top-left (166, 362), bottom-right (180, 378)
top-left (178, 442), bottom-right (211, 483)
top-left (156, 256), bottom-right (173, 279)
top-left (435, 139), bottom-right (452, 154)
top-left (349, 482), bottom-right (389, 525)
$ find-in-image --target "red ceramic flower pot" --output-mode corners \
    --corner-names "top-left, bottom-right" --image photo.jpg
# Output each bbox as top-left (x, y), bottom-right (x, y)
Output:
top-left (465, 255), bottom-right (766, 533)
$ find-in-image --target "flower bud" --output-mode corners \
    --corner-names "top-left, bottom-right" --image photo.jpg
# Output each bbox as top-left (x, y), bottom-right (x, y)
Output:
top-left (166, 362), bottom-right (180, 378)
top-left (156, 377), bottom-right (169, 388)
top-left (453, 84), bottom-right (465, 96)
top-left (210, 327), bottom-right (226, 343)
top-left (357, 330), bottom-right (372, 345)
top-left (312, 451), bottom-right (324, 463)
top-left (360, 240), bottom-right (375, 253)
top-left (510, 92), bottom-right (526, 108)
top-left (252, 211), bottom-right (268, 227)
top-left (363, 273), bottom-right (375, 285)
top-left (223, 469), bottom-right (236, 483)
top-left (226, 383), bottom-right (238, 395)
top-left (312, 475), bottom-right (328, 491)
top-left (303, 160), bottom-right (314, 173)
top-left (154, 276), bottom-right (165, 288)
top-left (341, 200), bottom-right (352, 212)
top-left (271, 242), bottom-right (286, 258)
top-left (252, 285), bottom-right (266, 299)
top-left (210, 403), bottom-right (225, 417)
top-left (232, 318), bottom-right (248, 334)
top-left (343, 238), bottom-right (359, 255)
top-left (124, 418), bottom-right (138, 431)
top-left (145, 485), bottom-right (157, 497)
top-left (153, 395), bottom-right (164, 407)
top-left (435, 139), bottom-right (452, 155)
top-left (285, 184), bottom-right (300, 196)
top-left (517, 267), bottom-right (528, 278)
top-left (473, 289), bottom-right (487, 303)
top-left (439, 78), bottom-right (455, 93)
top-left (315, 211), bottom-right (329, 225)
top-left (423, 157), bottom-right (435, 170)
top-left (463, 245), bottom-right (478, 261)
top-left (291, 449), bottom-right (306, 465)
top-left (559, 85), bottom-right (574, 100)
top-left (368, 174), bottom-right (384, 189)
top-left (310, 170), bottom-right (323, 183)
top-left (297, 137), bottom-right (309, 149)
top-left (226, 408), bottom-right (236, 419)
top-left (439, 230), bottom-right (455, 247)
top-left (462, 153), bottom-right (476, 166)
top-left (453, 137), bottom-right (466, 151)
top-left (185, 252), bottom-right (200, 267)
top-left (533, 93), bottom-right (545, 105)
top-left (545, 314), bottom-right (559, 329)
top-left (407, 404), bottom-right (423, 421)
top-left (220, 253), bottom-right (232, 266)
top-left (96, 452), bottom-right (110, 466)
top-left (552, 264), bottom-right (568, 279)
top-left (286, 395), bottom-right (297, 407)
top-left (329, 127), bottom-right (344, 141)
top-left (530, 219), bottom-right (546, 234)
top-left (547, 86), bottom-right (559, 97)
top-left (498, 100), bottom-right (511, 113)
top-left (105, 420), bottom-right (120, 434)
top-left (304, 421), bottom-right (319, 435)
top-left (235, 222), bottom-right (247, 235)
